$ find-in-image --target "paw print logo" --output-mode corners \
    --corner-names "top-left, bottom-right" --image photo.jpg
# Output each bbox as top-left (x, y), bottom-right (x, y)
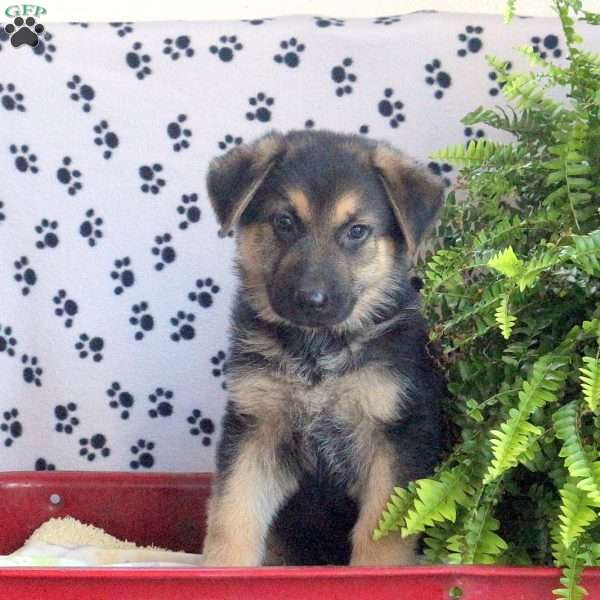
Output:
top-left (531, 34), bottom-right (561, 59)
top-left (151, 233), bottom-right (176, 271)
top-left (3, 16), bottom-right (44, 48)
top-left (218, 134), bottom-right (243, 151)
top-left (13, 256), bottom-right (37, 295)
top-left (0, 200), bottom-right (5, 224)
top-left (107, 382), bottom-right (135, 420)
top-left (32, 30), bottom-right (56, 62)
top-left (189, 278), bottom-right (220, 308)
top-left (21, 354), bottom-right (42, 386)
top-left (163, 35), bottom-right (194, 60)
top-left (0, 324), bottom-right (17, 357)
top-left (75, 333), bottom-right (104, 362)
top-left (57, 156), bottom-right (83, 195)
top-left (274, 38), bottom-right (305, 68)
top-left (464, 126), bottom-right (485, 145)
top-left (209, 35), bottom-right (243, 62)
top-left (130, 439), bottom-right (155, 469)
top-left (54, 403), bottom-right (79, 434)
top-left (246, 93), bottom-right (274, 123)
top-left (79, 209), bottom-right (104, 247)
top-left (170, 311), bottom-right (196, 342)
top-left (211, 351), bottom-right (227, 390)
top-left (79, 434), bottom-right (110, 461)
top-left (167, 114), bottom-right (192, 152)
top-left (177, 193), bottom-right (201, 230)
top-left (425, 59), bottom-right (451, 99)
top-left (1, 409), bottom-right (22, 447)
top-left (187, 409), bottom-right (215, 446)
top-left (67, 75), bottom-right (95, 112)
top-left (373, 15), bottom-right (402, 25)
top-left (93, 120), bottom-right (119, 159)
top-left (126, 42), bottom-right (152, 80)
top-left (378, 88), bottom-right (405, 128)
top-left (109, 22), bottom-right (133, 37)
top-left (139, 163), bottom-right (165, 194)
top-left (457, 25), bottom-right (483, 56)
top-left (0, 83), bottom-right (25, 112)
top-left (35, 458), bottom-right (56, 471)
top-left (34, 219), bottom-right (59, 249)
top-left (428, 161), bottom-right (453, 188)
top-left (148, 388), bottom-right (174, 418)
top-left (313, 16), bottom-right (345, 28)
top-left (110, 257), bottom-right (135, 295)
top-left (129, 301), bottom-right (154, 340)
top-left (53, 289), bottom-right (78, 328)
top-left (9, 144), bottom-right (38, 173)
top-left (331, 58), bottom-right (356, 97)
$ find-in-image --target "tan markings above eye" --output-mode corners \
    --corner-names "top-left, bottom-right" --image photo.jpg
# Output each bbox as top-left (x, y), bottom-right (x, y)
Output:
top-left (286, 188), bottom-right (312, 222)
top-left (333, 191), bottom-right (360, 225)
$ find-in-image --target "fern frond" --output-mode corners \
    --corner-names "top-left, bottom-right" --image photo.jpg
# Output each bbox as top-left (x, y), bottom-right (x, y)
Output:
top-left (553, 548), bottom-right (588, 600)
top-left (487, 246), bottom-right (523, 278)
top-left (495, 295), bottom-right (517, 340)
top-left (558, 479), bottom-right (598, 549)
top-left (373, 485), bottom-right (413, 540)
top-left (430, 139), bottom-right (517, 168)
top-left (580, 357), bottom-right (600, 413)
top-left (569, 230), bottom-right (600, 277)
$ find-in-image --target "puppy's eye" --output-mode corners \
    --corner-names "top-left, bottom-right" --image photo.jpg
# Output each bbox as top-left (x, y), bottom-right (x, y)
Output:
top-left (272, 214), bottom-right (295, 236)
top-left (347, 224), bottom-right (371, 242)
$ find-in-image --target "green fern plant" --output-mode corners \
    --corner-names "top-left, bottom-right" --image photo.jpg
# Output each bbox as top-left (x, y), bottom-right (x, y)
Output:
top-left (375, 2), bottom-right (600, 598)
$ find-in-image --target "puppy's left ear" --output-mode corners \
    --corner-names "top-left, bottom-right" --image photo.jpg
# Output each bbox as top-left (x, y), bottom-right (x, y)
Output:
top-left (372, 142), bottom-right (444, 255)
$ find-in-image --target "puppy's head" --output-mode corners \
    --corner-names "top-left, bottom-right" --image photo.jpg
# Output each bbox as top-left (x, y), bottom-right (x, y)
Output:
top-left (207, 129), bottom-right (443, 330)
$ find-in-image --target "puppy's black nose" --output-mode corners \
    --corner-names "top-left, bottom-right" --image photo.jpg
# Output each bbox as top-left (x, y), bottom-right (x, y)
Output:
top-left (295, 289), bottom-right (329, 311)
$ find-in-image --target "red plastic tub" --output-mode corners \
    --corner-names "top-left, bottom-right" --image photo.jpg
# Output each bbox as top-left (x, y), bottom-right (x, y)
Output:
top-left (1, 471), bottom-right (599, 599)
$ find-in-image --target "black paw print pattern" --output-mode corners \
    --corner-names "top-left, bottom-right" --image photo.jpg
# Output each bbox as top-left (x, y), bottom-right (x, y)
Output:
top-left (0, 324), bottom-right (17, 357)
top-left (32, 31), bottom-right (56, 62)
top-left (428, 161), bottom-right (454, 188)
top-left (148, 387), bottom-right (174, 418)
top-left (0, 83), bottom-right (25, 112)
top-left (53, 289), bottom-right (78, 328)
top-left (1, 409), bottom-right (22, 447)
top-left (129, 301), bottom-right (154, 340)
top-left (163, 35), bottom-right (194, 60)
top-left (139, 163), bottom-right (165, 194)
top-left (378, 88), bottom-right (405, 128)
top-left (313, 16), bottom-right (345, 28)
top-left (488, 61), bottom-right (512, 96)
top-left (374, 15), bottom-right (402, 25)
top-left (274, 38), bottom-right (305, 68)
top-left (109, 22), bottom-right (133, 37)
top-left (126, 42), bottom-right (152, 79)
top-left (130, 439), bottom-right (155, 469)
top-left (0, 200), bottom-right (5, 224)
top-left (331, 58), bottom-right (356, 97)
top-left (21, 354), bottom-right (42, 386)
top-left (531, 34), bottom-right (561, 59)
top-left (79, 209), bottom-right (103, 247)
top-left (9, 144), bottom-right (38, 173)
top-left (3, 16), bottom-right (44, 48)
top-left (305, 119), bottom-right (315, 129)
top-left (54, 403), bottom-right (79, 434)
top-left (464, 126), bottom-right (485, 144)
top-left (13, 256), bottom-right (37, 296)
top-left (75, 333), bottom-right (104, 362)
top-left (425, 59), bottom-right (451, 99)
top-left (110, 257), bottom-right (135, 295)
top-left (93, 120), bottom-right (119, 159)
top-left (189, 278), bottom-right (220, 308)
top-left (170, 311), bottom-right (196, 341)
top-left (209, 35), bottom-right (243, 62)
top-left (218, 134), bottom-right (243, 151)
top-left (246, 93), bottom-right (274, 122)
top-left (211, 350), bottom-right (227, 390)
top-left (187, 409), bottom-right (215, 446)
top-left (34, 219), bottom-right (59, 249)
top-left (57, 157), bottom-right (83, 195)
top-left (0, 26), bottom-right (8, 51)
top-left (107, 382), bottom-right (135, 420)
top-left (152, 233), bottom-right (176, 271)
top-left (67, 75), bottom-right (95, 112)
top-left (457, 25), bottom-right (483, 56)
top-left (167, 114), bottom-right (192, 152)
top-left (241, 19), bottom-right (273, 25)
top-left (359, 124), bottom-right (369, 135)
top-left (177, 193), bottom-right (201, 230)
top-left (35, 458), bottom-right (56, 471)
top-left (79, 434), bottom-right (110, 461)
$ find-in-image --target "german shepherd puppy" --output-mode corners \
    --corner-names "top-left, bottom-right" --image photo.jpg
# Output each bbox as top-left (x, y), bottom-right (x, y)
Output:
top-left (202, 129), bottom-right (445, 567)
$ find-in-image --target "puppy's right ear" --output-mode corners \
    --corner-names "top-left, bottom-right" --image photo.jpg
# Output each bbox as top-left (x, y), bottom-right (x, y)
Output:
top-left (207, 131), bottom-right (286, 237)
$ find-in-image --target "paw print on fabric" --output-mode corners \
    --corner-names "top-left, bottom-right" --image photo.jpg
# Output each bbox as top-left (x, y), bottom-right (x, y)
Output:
top-left (170, 311), bottom-right (196, 342)
top-left (35, 458), bottom-right (56, 471)
top-left (53, 289), bottom-right (78, 328)
top-left (358, 124), bottom-right (369, 135)
top-left (67, 75), bottom-right (95, 113)
top-left (79, 209), bottom-right (103, 247)
top-left (246, 93), bottom-right (274, 123)
top-left (378, 88), bottom-right (405, 128)
top-left (21, 354), bottom-right (42, 386)
top-left (425, 59), bottom-right (451, 99)
top-left (130, 439), bottom-right (155, 469)
top-left (9, 144), bottom-right (38, 173)
top-left (428, 161), bottom-right (454, 188)
top-left (163, 35), bottom-right (194, 60)
top-left (54, 403), bottom-right (79, 434)
top-left (34, 219), bottom-right (59, 249)
top-left (110, 257), bottom-right (135, 295)
top-left (79, 434), bottom-right (110, 461)
top-left (107, 382), bottom-right (135, 420)
top-left (373, 15), bottom-right (402, 25)
top-left (1, 409), bottom-right (22, 447)
top-left (57, 156), bottom-right (82, 195)
top-left (152, 233), bottom-right (176, 271)
top-left (32, 30), bottom-right (56, 62)
top-left (13, 256), bottom-right (37, 296)
top-left (187, 409), bottom-right (215, 446)
top-left (109, 22), bottom-right (133, 37)
top-left (488, 61), bottom-right (512, 96)
top-left (139, 163), bottom-right (165, 194)
top-left (126, 42), bottom-right (152, 80)
top-left (0, 26), bottom-right (9, 51)
top-left (242, 18), bottom-right (273, 25)
top-left (2, 16), bottom-right (44, 47)
top-left (331, 58), bottom-right (356, 97)
top-left (69, 22), bottom-right (89, 28)
top-left (211, 351), bottom-right (227, 390)
top-left (75, 333), bottom-right (104, 362)
top-left (457, 25), bottom-right (484, 56)
top-left (189, 278), bottom-right (220, 308)
top-left (0, 83), bottom-right (25, 112)
top-left (464, 126), bottom-right (485, 144)
top-left (531, 34), bottom-right (561, 59)
top-left (93, 120), bottom-right (119, 159)
top-left (274, 38), bottom-right (305, 68)
top-left (148, 388), bottom-right (174, 418)
top-left (313, 16), bottom-right (344, 28)
top-left (167, 114), bottom-right (192, 152)
top-left (209, 35), bottom-right (243, 62)
top-left (177, 193), bottom-right (201, 230)
top-left (0, 200), bottom-right (5, 224)
top-left (0, 324), bottom-right (17, 358)
top-left (218, 134), bottom-right (243, 151)
top-left (129, 301), bottom-right (154, 340)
